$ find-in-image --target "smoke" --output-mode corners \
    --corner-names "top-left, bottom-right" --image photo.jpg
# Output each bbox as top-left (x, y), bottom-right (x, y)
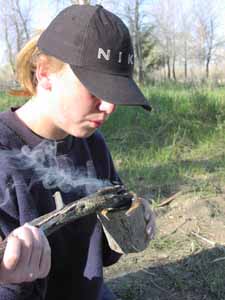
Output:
top-left (1, 140), bottom-right (110, 193)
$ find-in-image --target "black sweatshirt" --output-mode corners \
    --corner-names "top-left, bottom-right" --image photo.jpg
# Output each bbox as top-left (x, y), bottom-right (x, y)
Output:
top-left (0, 108), bottom-right (121, 300)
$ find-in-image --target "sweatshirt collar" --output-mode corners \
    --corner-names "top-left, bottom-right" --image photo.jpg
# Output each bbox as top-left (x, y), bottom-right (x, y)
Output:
top-left (1, 108), bottom-right (73, 155)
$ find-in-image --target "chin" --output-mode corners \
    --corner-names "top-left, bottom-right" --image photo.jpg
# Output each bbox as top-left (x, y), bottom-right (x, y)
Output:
top-left (72, 129), bottom-right (97, 138)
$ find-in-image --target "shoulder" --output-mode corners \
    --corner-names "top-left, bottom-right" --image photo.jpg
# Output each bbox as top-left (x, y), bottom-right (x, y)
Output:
top-left (87, 130), bottom-right (106, 143)
top-left (86, 130), bottom-right (108, 151)
top-left (86, 131), bottom-right (121, 183)
top-left (86, 130), bottom-right (112, 161)
top-left (0, 111), bottom-right (23, 149)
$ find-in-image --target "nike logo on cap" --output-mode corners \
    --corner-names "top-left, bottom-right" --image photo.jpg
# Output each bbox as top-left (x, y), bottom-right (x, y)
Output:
top-left (97, 48), bottom-right (134, 64)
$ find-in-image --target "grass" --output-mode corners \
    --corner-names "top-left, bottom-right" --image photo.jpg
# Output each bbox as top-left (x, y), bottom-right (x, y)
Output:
top-left (108, 246), bottom-right (225, 300)
top-left (102, 83), bottom-right (225, 298)
top-left (0, 85), bottom-right (224, 201)
top-left (101, 84), bottom-right (225, 200)
top-left (0, 91), bottom-right (27, 110)
top-left (1, 85), bottom-right (225, 299)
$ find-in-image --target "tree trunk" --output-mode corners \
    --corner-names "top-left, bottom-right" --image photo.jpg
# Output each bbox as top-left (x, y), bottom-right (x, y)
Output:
top-left (206, 55), bottom-right (210, 78)
top-left (205, 20), bottom-right (213, 79)
top-left (166, 56), bottom-right (171, 79)
top-left (184, 60), bottom-right (187, 80)
top-left (3, 20), bottom-right (15, 74)
top-left (15, 0), bottom-right (30, 41)
top-left (184, 40), bottom-right (188, 80)
top-left (134, 0), bottom-right (144, 83)
top-left (136, 41), bottom-right (144, 83)
top-left (71, 0), bottom-right (91, 4)
top-left (12, 17), bottom-right (21, 53)
top-left (136, 36), bottom-right (144, 83)
top-left (172, 54), bottom-right (176, 81)
top-left (206, 43), bottom-right (212, 79)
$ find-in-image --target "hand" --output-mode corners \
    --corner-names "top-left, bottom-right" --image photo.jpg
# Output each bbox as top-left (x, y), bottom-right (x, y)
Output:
top-left (140, 198), bottom-right (156, 241)
top-left (0, 224), bottom-right (51, 284)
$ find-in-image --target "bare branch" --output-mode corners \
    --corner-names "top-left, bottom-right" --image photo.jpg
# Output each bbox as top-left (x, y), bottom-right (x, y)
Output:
top-left (15, 0), bottom-right (30, 40)
top-left (0, 0), bottom-right (32, 73)
top-left (0, 185), bottom-right (147, 259)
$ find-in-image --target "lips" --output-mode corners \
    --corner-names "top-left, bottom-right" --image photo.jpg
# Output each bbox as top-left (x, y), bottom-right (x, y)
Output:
top-left (89, 120), bottom-right (104, 128)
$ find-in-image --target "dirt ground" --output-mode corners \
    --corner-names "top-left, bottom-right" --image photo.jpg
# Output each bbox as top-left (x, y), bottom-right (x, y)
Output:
top-left (104, 190), bottom-right (225, 300)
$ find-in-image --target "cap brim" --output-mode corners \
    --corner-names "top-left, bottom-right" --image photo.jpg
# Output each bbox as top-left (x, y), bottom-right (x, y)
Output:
top-left (70, 66), bottom-right (152, 112)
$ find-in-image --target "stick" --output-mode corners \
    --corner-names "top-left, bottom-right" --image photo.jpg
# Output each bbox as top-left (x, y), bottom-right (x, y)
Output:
top-left (0, 185), bottom-right (133, 262)
top-left (190, 231), bottom-right (216, 246)
top-left (157, 191), bottom-right (183, 207)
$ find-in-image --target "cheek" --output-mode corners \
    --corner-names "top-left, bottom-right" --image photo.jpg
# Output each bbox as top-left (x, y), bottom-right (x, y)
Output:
top-left (50, 80), bottom-right (92, 125)
top-left (53, 100), bottom-right (85, 131)
top-left (54, 103), bottom-right (74, 126)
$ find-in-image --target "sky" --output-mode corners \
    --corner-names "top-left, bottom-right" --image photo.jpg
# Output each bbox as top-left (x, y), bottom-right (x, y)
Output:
top-left (0, 1), bottom-right (52, 65)
top-left (33, 2), bottom-right (54, 29)
top-left (0, 0), bottom-right (225, 65)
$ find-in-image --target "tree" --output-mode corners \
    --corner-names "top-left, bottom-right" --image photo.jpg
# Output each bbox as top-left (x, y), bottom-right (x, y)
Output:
top-left (179, 15), bottom-right (193, 80)
top-left (0, 0), bottom-right (32, 75)
top-left (174, 2), bottom-right (194, 81)
top-left (71, 0), bottom-right (91, 4)
top-left (120, 0), bottom-right (156, 83)
top-left (53, 0), bottom-right (104, 7)
top-left (193, 0), bottom-right (225, 79)
top-left (126, 0), bottom-right (145, 83)
top-left (151, 0), bottom-right (178, 81)
top-left (195, 15), bottom-right (214, 78)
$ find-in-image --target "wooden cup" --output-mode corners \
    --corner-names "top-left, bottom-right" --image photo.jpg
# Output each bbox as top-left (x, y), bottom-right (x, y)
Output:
top-left (98, 197), bottom-right (149, 254)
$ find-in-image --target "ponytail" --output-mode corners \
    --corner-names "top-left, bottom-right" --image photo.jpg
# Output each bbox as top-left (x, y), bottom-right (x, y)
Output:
top-left (10, 34), bottom-right (41, 97)
top-left (10, 33), bottom-right (64, 97)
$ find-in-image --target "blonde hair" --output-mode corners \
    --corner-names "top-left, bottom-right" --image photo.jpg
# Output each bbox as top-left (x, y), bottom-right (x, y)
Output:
top-left (10, 33), bottom-right (65, 97)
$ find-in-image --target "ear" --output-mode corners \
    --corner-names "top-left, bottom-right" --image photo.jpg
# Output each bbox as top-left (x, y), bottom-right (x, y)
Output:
top-left (35, 60), bottom-right (52, 91)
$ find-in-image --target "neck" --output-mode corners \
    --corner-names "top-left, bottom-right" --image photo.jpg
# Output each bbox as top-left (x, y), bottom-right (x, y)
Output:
top-left (15, 97), bottom-right (68, 140)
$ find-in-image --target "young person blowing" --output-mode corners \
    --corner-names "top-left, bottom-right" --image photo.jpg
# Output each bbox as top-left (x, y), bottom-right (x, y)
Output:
top-left (0, 4), bottom-right (155, 300)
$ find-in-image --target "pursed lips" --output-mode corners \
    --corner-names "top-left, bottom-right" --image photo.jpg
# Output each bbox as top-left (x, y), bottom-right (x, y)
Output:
top-left (87, 114), bottom-right (109, 127)
top-left (88, 119), bottom-right (105, 127)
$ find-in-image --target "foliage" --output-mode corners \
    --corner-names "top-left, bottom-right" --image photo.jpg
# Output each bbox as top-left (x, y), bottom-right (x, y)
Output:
top-left (0, 92), bottom-right (27, 110)
top-left (0, 84), bottom-right (224, 202)
top-left (1, 86), bottom-right (225, 299)
top-left (101, 83), bottom-right (225, 199)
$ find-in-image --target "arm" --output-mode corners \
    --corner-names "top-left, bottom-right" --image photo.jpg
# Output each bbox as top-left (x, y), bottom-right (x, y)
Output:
top-left (88, 132), bottom-right (156, 261)
top-left (0, 168), bottom-right (49, 299)
top-left (100, 135), bottom-right (156, 247)
top-left (87, 132), bottom-right (123, 266)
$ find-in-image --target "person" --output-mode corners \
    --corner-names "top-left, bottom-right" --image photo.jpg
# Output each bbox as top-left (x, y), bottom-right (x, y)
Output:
top-left (0, 224), bottom-right (51, 284)
top-left (0, 4), bottom-right (155, 300)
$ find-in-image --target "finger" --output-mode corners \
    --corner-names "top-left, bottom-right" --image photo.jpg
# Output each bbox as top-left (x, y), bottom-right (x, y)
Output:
top-left (0, 235), bottom-right (23, 284)
top-left (145, 208), bottom-right (155, 224)
top-left (140, 198), bottom-right (152, 221)
top-left (25, 224), bottom-right (51, 279)
top-left (146, 217), bottom-right (156, 239)
top-left (143, 201), bottom-right (150, 219)
top-left (38, 231), bottom-right (51, 278)
top-left (146, 223), bottom-right (154, 236)
top-left (144, 210), bottom-right (151, 222)
top-left (24, 225), bottom-right (43, 281)
top-left (13, 226), bottom-right (34, 270)
top-left (2, 235), bottom-right (21, 270)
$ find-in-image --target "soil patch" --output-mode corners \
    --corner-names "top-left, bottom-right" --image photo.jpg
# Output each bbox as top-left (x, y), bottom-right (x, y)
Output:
top-left (104, 192), bottom-right (225, 299)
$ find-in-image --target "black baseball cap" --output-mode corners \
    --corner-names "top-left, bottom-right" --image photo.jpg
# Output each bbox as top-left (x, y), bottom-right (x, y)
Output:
top-left (38, 5), bottom-right (151, 111)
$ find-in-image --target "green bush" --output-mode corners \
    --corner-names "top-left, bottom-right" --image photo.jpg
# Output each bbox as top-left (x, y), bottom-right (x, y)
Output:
top-left (0, 85), bottom-right (224, 201)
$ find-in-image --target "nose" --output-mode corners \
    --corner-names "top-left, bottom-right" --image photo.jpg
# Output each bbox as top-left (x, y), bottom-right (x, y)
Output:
top-left (98, 100), bottom-right (116, 115)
